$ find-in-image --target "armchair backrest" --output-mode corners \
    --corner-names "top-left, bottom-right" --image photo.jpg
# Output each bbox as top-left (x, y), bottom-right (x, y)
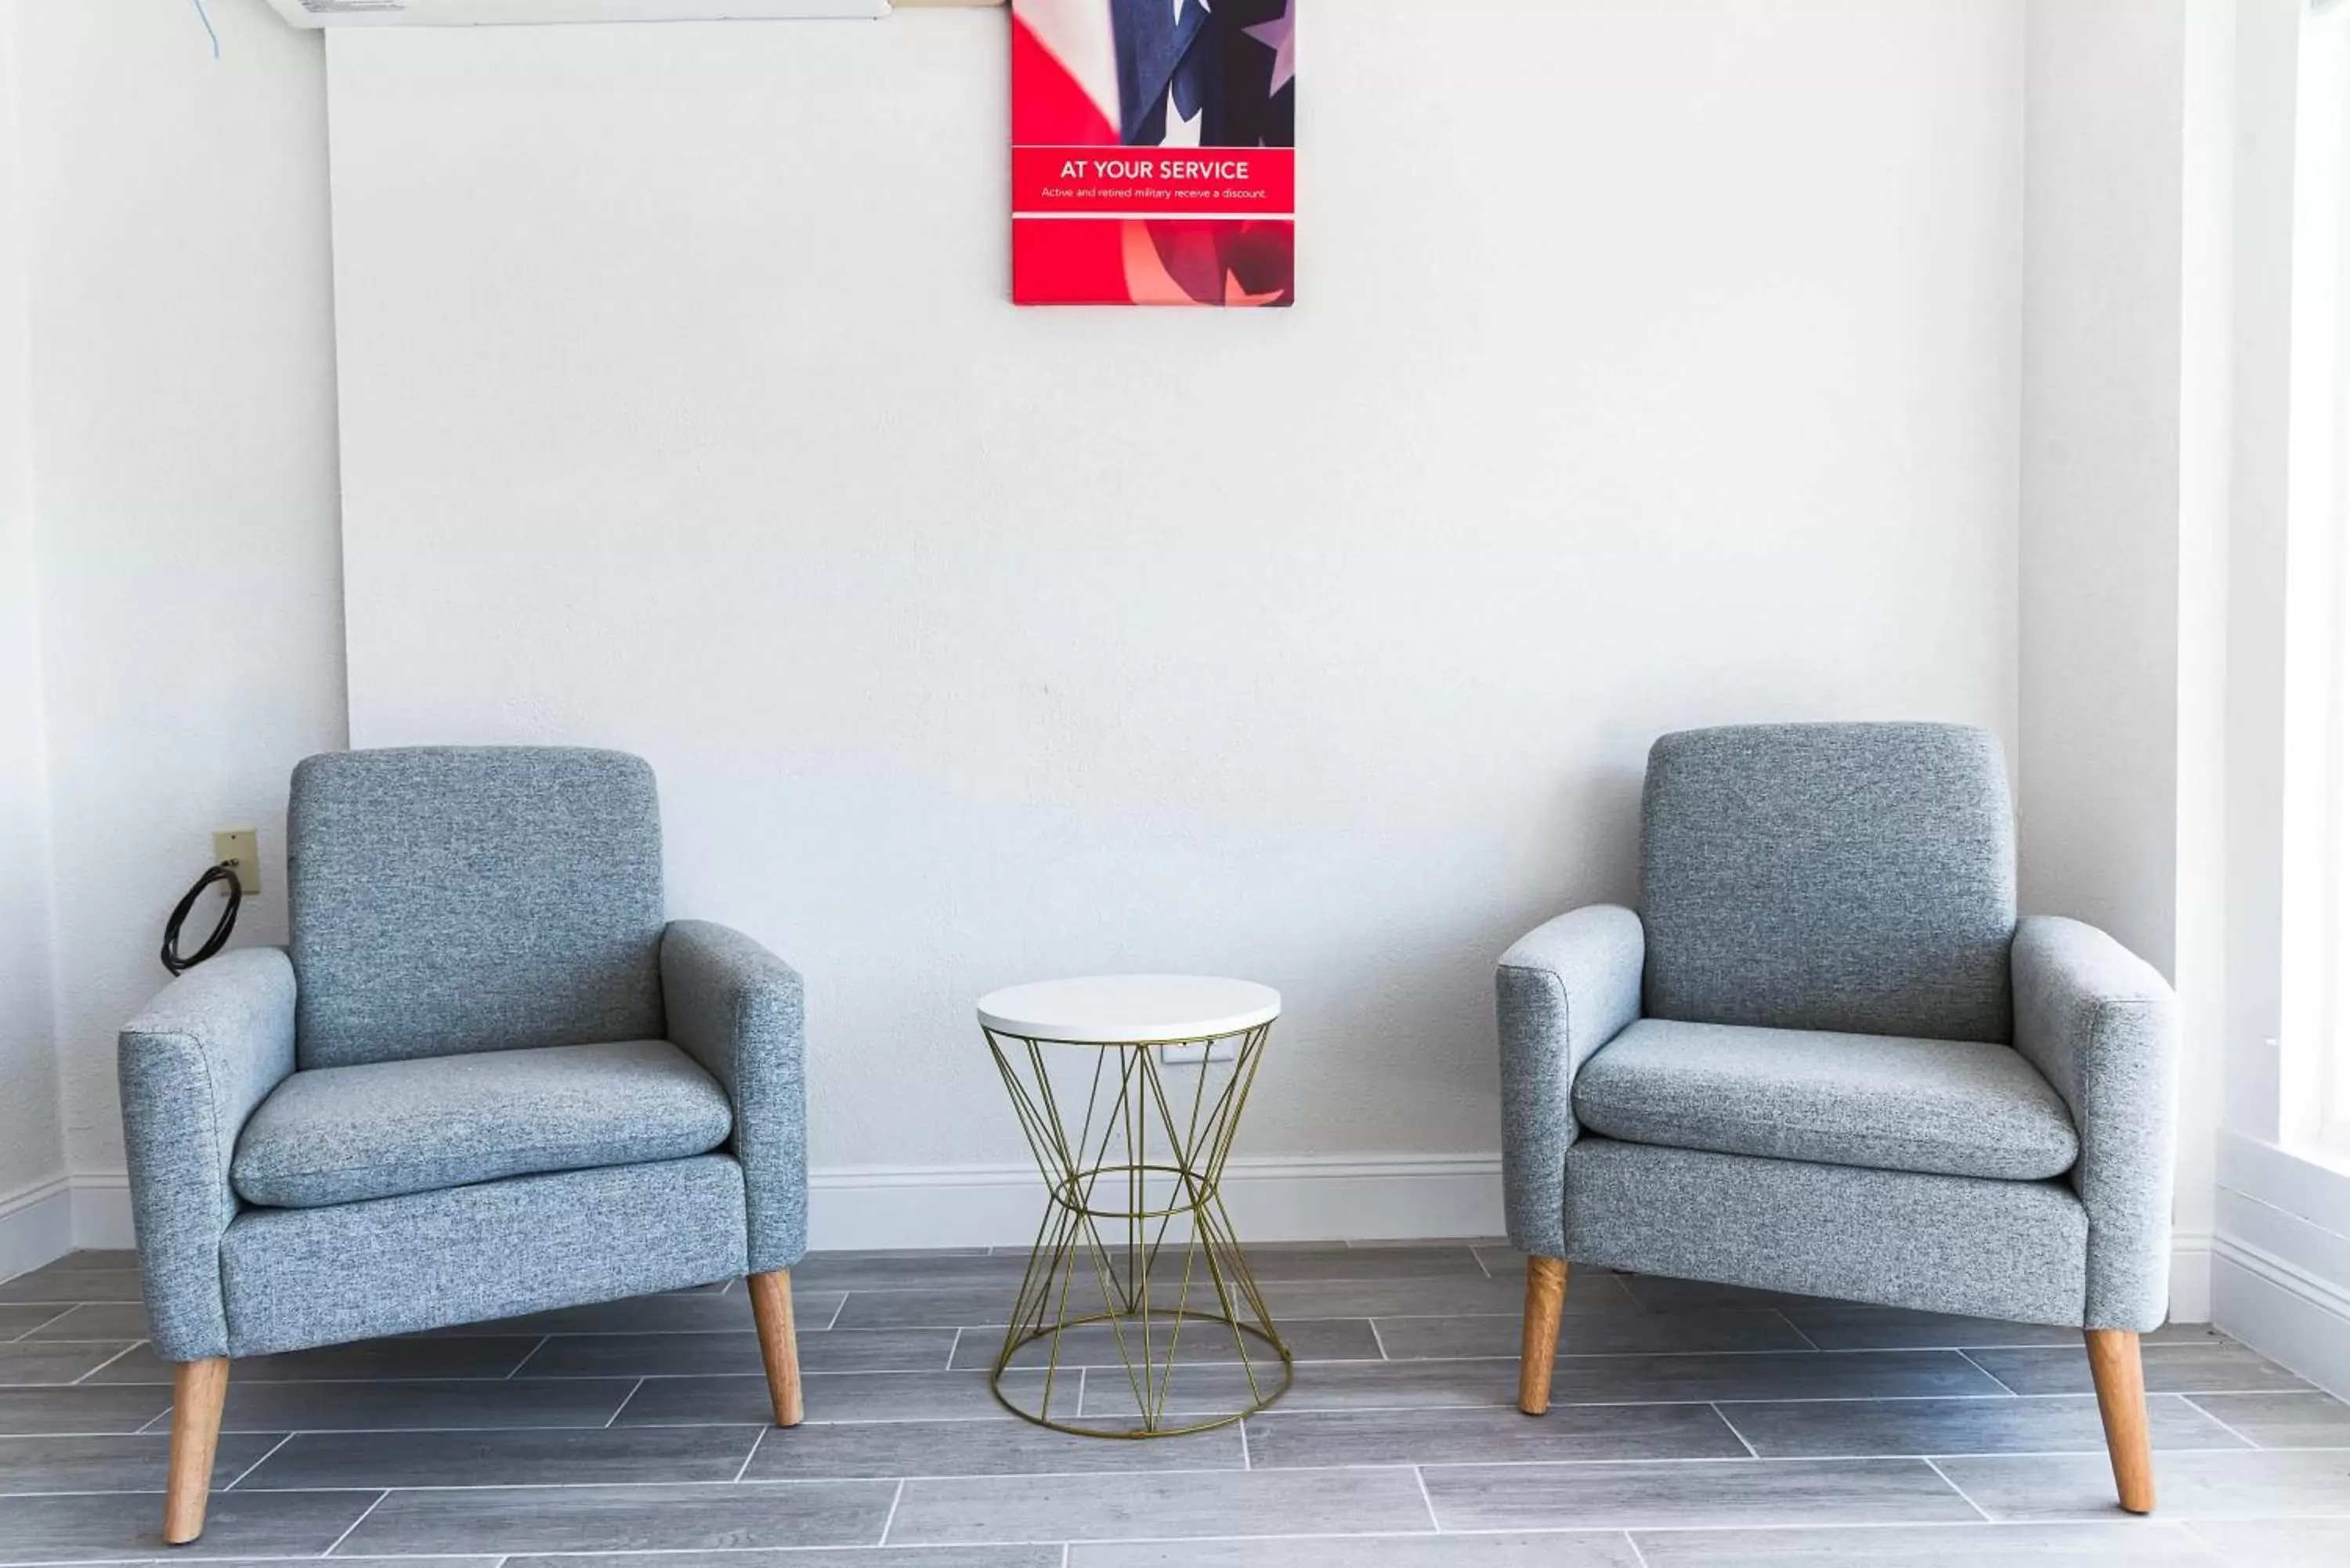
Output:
top-left (288, 746), bottom-right (667, 1069)
top-left (1640, 723), bottom-right (2016, 1043)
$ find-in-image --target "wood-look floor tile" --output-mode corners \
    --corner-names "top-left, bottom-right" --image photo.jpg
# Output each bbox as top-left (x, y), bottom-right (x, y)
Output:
top-left (1614, 1277), bottom-right (1835, 1312)
top-left (426, 1293), bottom-right (786, 1336)
top-left (334, 1480), bottom-right (897, 1554)
top-left (2187, 1517), bottom-right (2350, 1566)
top-left (1374, 1308), bottom-right (1809, 1360)
top-left (1939, 1448), bottom-right (2350, 1519)
top-left (0, 1386), bottom-right (172, 1436)
top-left (1773, 1314), bottom-right (2234, 1353)
top-left (618, 1369), bottom-right (1047, 1425)
top-left (1247, 1402), bottom-right (1748, 1467)
top-left (886, 1465), bottom-right (1434, 1545)
top-left (1267, 1275), bottom-right (1636, 1320)
top-left (1083, 1357), bottom-right (1512, 1415)
top-left (204, 1377), bottom-right (638, 1433)
top-left (787, 1254), bottom-right (1036, 1293)
top-left (1072, 1532), bottom-right (1643, 1566)
top-left (2139, 1325), bottom-right (2244, 1345)
top-left (0, 1270), bottom-right (144, 1306)
top-left (90, 1337), bottom-right (542, 1385)
top-left (1472, 1245), bottom-right (1527, 1277)
top-left (823, 1288), bottom-right (1081, 1332)
top-left (1135, 1349), bottom-right (2005, 1417)
top-left (2187, 1391), bottom-right (2350, 1449)
top-left (0, 1311), bottom-right (63, 1344)
top-left (519, 1328), bottom-right (956, 1378)
top-left (16, 1304), bottom-right (152, 1342)
top-left (746, 1413), bottom-right (1243, 1479)
top-left (516, 1552), bottom-right (1058, 1568)
top-left (0, 1245), bottom-right (2320, 1568)
top-left (1423, 1457), bottom-right (1981, 1530)
top-left (1629, 1520), bottom-right (2225, 1564)
top-left (1151, 1245), bottom-right (1490, 1283)
top-left (834, 1274), bottom-right (1632, 1331)
top-left (31, 1252), bottom-right (137, 1271)
top-left (235, 1425), bottom-right (763, 1490)
top-left (0, 1343), bottom-right (137, 1386)
top-left (0, 1433), bottom-right (282, 1495)
top-left (78, 1558), bottom-right (497, 1568)
top-left (1964, 1344), bottom-right (2312, 1396)
top-left (957, 1316), bottom-right (1376, 1371)
top-left (0, 1487), bottom-right (375, 1561)
top-left (1780, 1308), bottom-right (2095, 1351)
top-left (1719, 1393), bottom-right (2247, 1458)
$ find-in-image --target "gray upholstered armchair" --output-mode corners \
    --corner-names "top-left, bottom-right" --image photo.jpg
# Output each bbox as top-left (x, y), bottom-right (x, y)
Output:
top-left (1499, 723), bottom-right (2179, 1514)
top-left (117, 747), bottom-right (808, 1544)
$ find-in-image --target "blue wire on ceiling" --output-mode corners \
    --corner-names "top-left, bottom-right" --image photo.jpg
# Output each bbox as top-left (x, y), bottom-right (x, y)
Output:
top-left (191, 0), bottom-right (220, 59)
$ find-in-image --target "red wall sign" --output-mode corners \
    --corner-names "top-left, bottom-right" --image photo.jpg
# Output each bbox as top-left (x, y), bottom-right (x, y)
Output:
top-left (1011, 0), bottom-right (1297, 308)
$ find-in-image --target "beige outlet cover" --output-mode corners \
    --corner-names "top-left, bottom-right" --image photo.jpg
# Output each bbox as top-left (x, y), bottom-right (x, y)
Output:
top-left (213, 829), bottom-right (261, 896)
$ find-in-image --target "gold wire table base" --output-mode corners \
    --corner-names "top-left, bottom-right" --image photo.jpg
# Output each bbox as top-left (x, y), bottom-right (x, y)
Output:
top-left (984, 1021), bottom-right (1291, 1438)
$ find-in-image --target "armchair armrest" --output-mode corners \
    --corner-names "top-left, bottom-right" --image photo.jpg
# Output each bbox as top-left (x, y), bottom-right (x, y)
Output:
top-left (1496, 905), bottom-right (1644, 1257)
top-left (118, 947), bottom-right (296, 1361)
top-left (661, 919), bottom-right (808, 1274)
top-left (2011, 915), bottom-right (2181, 1331)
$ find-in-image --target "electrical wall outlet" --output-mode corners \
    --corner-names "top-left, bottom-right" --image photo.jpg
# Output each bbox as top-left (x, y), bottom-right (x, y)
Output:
top-left (213, 829), bottom-right (261, 895)
top-left (1159, 1039), bottom-right (1239, 1068)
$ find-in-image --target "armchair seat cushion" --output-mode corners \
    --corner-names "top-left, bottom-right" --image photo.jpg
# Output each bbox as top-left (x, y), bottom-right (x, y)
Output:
top-left (230, 1039), bottom-right (732, 1209)
top-left (1572, 1019), bottom-right (2079, 1181)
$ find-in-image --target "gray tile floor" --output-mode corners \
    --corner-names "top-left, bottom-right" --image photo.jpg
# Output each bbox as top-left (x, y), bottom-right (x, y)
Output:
top-left (3, 1244), bottom-right (2348, 1565)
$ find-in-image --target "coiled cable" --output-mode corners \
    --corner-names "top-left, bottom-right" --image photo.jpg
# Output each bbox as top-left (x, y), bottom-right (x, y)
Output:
top-left (161, 863), bottom-right (242, 977)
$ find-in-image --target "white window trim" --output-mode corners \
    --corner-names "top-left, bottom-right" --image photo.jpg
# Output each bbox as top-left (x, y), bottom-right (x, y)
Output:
top-left (2281, 2), bottom-right (2350, 1157)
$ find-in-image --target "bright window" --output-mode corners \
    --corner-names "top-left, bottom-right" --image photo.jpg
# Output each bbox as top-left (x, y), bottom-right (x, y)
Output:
top-left (2283, 2), bottom-right (2350, 1154)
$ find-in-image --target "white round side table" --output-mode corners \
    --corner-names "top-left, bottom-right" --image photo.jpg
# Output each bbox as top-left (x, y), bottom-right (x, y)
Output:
top-left (974, 974), bottom-right (1289, 1438)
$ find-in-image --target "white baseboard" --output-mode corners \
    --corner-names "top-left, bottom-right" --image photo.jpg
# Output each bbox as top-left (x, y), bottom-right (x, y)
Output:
top-left (808, 1154), bottom-right (1505, 1251)
top-left (2213, 1231), bottom-right (2350, 1400)
top-left (0, 1176), bottom-right (73, 1281)
top-left (2168, 1230), bottom-right (2213, 1324)
top-left (69, 1173), bottom-right (133, 1250)
top-left (2211, 1136), bottom-right (2350, 1395)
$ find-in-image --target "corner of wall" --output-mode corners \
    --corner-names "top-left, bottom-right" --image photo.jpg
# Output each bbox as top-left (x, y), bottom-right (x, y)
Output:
top-left (0, 0), bottom-right (75, 1284)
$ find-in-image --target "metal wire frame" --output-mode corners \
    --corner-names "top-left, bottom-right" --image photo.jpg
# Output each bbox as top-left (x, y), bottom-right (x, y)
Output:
top-left (982, 1020), bottom-right (1292, 1438)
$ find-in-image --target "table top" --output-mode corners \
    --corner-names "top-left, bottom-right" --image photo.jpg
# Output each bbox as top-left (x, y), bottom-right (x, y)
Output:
top-left (976, 974), bottom-right (1282, 1044)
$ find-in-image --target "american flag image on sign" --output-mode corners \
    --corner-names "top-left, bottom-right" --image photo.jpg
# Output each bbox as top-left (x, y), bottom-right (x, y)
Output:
top-left (1011, 0), bottom-right (1296, 306)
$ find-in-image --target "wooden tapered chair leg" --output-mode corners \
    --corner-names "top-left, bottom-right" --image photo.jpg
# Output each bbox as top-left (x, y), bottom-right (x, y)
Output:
top-left (163, 1357), bottom-right (230, 1545)
top-left (2085, 1328), bottom-right (2155, 1514)
top-left (747, 1270), bottom-right (805, 1428)
top-left (1517, 1257), bottom-right (1569, 1415)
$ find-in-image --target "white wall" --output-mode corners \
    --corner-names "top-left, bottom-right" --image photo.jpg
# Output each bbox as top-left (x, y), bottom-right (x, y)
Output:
top-left (0, 0), bottom-right (69, 1275)
top-left (11, 0), bottom-right (347, 1223)
top-left (327, 1), bottom-right (2026, 1237)
top-left (2016, 0), bottom-right (2243, 1323)
top-left (2017, 0), bottom-right (2187, 982)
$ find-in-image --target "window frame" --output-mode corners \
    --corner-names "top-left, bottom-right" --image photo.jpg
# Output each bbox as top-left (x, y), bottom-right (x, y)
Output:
top-left (2280, 1), bottom-right (2350, 1155)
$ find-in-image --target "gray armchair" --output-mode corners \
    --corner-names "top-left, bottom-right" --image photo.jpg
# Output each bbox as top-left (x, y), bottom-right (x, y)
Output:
top-left (118, 747), bottom-right (808, 1544)
top-left (1499, 723), bottom-right (2178, 1513)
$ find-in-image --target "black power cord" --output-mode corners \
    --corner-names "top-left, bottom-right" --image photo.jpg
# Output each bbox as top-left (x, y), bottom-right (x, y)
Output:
top-left (161, 863), bottom-right (243, 977)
